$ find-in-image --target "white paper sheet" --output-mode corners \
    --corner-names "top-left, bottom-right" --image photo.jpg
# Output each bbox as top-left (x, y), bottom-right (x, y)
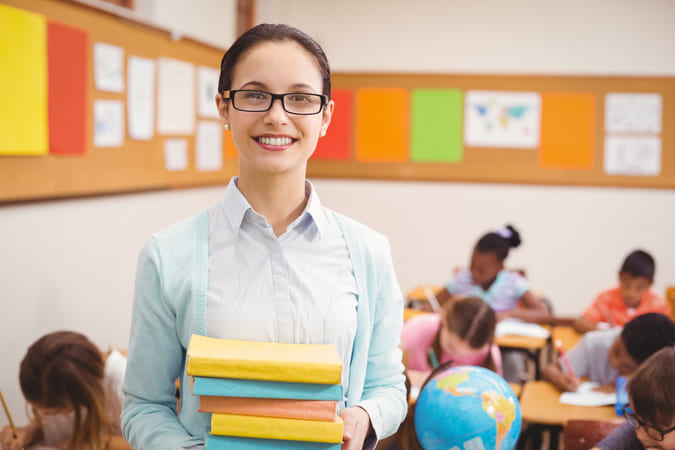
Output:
top-left (164, 138), bottom-right (189, 171)
top-left (464, 91), bottom-right (541, 148)
top-left (127, 56), bottom-right (155, 140)
top-left (605, 93), bottom-right (662, 133)
top-left (157, 57), bottom-right (195, 135)
top-left (93, 100), bottom-right (124, 147)
top-left (93, 42), bottom-right (124, 93)
top-left (604, 136), bottom-right (661, 176)
top-left (198, 66), bottom-right (220, 118)
top-left (559, 381), bottom-right (617, 406)
top-left (195, 120), bottom-right (223, 171)
top-left (495, 319), bottom-right (550, 338)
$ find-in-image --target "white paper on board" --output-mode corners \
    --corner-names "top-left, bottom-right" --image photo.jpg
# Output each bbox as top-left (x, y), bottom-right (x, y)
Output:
top-left (93, 42), bottom-right (124, 93)
top-left (157, 57), bottom-right (196, 135)
top-left (127, 56), bottom-right (156, 140)
top-left (93, 100), bottom-right (124, 147)
top-left (604, 136), bottom-right (661, 176)
top-left (198, 66), bottom-right (220, 119)
top-left (195, 120), bottom-right (223, 171)
top-left (164, 138), bottom-right (189, 171)
top-left (605, 93), bottom-right (662, 134)
top-left (464, 91), bottom-right (541, 149)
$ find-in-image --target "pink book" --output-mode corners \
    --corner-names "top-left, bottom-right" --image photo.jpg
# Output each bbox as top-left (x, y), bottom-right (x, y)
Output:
top-left (199, 396), bottom-right (338, 422)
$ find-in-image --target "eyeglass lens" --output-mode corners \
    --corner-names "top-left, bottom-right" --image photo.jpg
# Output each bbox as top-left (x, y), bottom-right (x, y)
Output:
top-left (232, 90), bottom-right (323, 114)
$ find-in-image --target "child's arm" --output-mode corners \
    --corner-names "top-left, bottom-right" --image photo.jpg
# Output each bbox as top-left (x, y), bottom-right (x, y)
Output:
top-left (573, 316), bottom-right (599, 333)
top-left (435, 287), bottom-right (453, 308)
top-left (541, 362), bottom-right (580, 392)
top-left (498, 291), bottom-right (551, 323)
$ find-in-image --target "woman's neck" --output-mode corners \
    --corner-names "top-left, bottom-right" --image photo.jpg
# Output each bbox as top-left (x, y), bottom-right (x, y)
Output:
top-left (237, 171), bottom-right (308, 237)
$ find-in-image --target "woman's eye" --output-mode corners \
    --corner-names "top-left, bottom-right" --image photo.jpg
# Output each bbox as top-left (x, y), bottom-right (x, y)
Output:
top-left (288, 94), bottom-right (310, 102)
top-left (244, 91), bottom-right (267, 100)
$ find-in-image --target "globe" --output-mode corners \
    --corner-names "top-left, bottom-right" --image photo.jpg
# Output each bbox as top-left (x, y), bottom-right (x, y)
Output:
top-left (414, 365), bottom-right (522, 450)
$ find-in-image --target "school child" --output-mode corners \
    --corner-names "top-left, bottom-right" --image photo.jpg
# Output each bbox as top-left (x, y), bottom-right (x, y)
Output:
top-left (574, 250), bottom-right (672, 333)
top-left (400, 296), bottom-right (502, 386)
top-left (542, 313), bottom-right (675, 392)
top-left (594, 345), bottom-right (675, 450)
top-left (0, 331), bottom-right (127, 450)
top-left (435, 224), bottom-right (551, 382)
top-left (435, 224), bottom-right (550, 323)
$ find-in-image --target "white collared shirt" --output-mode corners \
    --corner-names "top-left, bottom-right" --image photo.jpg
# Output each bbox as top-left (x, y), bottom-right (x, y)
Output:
top-left (206, 178), bottom-right (357, 392)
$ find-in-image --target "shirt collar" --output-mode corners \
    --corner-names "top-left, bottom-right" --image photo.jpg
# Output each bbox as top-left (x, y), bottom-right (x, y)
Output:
top-left (302, 179), bottom-right (327, 239)
top-left (218, 177), bottom-right (326, 238)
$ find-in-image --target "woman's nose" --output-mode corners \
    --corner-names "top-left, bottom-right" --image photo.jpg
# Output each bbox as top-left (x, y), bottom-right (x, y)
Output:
top-left (264, 98), bottom-right (289, 125)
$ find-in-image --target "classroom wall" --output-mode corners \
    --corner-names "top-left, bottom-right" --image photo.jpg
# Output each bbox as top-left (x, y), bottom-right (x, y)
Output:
top-left (2, 0), bottom-right (675, 428)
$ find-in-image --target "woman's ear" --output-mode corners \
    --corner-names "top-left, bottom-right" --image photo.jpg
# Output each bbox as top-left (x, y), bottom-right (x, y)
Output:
top-left (215, 93), bottom-right (229, 125)
top-left (320, 99), bottom-right (334, 137)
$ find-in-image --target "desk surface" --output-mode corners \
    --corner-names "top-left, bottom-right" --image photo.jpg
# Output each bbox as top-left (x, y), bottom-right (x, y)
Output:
top-left (552, 326), bottom-right (583, 352)
top-left (519, 381), bottom-right (620, 426)
top-left (495, 333), bottom-right (549, 350)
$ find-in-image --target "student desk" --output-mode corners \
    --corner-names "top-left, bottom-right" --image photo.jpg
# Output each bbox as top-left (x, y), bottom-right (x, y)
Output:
top-left (551, 326), bottom-right (583, 352)
top-left (517, 381), bottom-right (620, 450)
top-left (495, 331), bottom-right (550, 380)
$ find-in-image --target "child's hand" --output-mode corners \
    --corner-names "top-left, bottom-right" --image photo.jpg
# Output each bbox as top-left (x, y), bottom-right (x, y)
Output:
top-left (592, 383), bottom-right (615, 394)
top-left (1, 425), bottom-right (29, 450)
top-left (556, 372), bottom-right (581, 392)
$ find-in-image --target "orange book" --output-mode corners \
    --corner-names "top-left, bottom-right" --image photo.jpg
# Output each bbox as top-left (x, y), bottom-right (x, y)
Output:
top-left (199, 396), bottom-right (338, 421)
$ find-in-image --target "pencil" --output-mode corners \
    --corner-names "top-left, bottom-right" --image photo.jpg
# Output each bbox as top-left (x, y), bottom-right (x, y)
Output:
top-left (555, 339), bottom-right (576, 379)
top-left (0, 389), bottom-right (18, 439)
top-left (427, 348), bottom-right (440, 369)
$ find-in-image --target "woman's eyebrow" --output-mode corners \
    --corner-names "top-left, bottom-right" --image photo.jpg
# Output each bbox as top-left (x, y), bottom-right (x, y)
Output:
top-left (237, 81), bottom-right (318, 92)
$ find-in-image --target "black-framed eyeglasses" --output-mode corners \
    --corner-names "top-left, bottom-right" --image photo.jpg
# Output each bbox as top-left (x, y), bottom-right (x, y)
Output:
top-left (222, 90), bottom-right (327, 115)
top-left (622, 404), bottom-right (675, 441)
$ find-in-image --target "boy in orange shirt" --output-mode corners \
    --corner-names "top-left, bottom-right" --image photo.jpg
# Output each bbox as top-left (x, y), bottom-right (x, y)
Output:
top-left (574, 250), bottom-right (672, 333)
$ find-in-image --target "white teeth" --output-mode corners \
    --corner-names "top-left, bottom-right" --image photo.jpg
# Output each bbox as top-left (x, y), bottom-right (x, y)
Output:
top-left (258, 136), bottom-right (292, 146)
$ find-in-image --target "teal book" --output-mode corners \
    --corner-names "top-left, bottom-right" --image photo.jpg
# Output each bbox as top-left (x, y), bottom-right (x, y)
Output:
top-left (191, 376), bottom-right (343, 401)
top-left (206, 434), bottom-right (342, 449)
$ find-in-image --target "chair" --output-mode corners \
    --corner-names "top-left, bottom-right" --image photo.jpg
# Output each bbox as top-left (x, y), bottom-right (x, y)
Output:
top-left (563, 419), bottom-right (622, 450)
top-left (405, 284), bottom-right (443, 312)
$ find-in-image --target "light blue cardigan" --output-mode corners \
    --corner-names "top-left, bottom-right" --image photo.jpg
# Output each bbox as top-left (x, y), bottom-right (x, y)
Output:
top-left (121, 207), bottom-right (407, 449)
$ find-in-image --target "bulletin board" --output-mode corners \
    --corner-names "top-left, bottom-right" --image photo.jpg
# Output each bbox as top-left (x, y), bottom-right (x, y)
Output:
top-left (0, 0), bottom-right (237, 204)
top-left (2, 1), bottom-right (675, 205)
top-left (310, 73), bottom-right (675, 189)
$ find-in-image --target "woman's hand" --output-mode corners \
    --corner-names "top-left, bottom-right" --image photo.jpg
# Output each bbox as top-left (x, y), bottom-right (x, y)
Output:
top-left (340, 406), bottom-right (372, 450)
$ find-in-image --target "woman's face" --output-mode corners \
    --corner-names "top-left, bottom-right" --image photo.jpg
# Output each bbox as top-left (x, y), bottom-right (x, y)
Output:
top-left (218, 40), bottom-right (333, 179)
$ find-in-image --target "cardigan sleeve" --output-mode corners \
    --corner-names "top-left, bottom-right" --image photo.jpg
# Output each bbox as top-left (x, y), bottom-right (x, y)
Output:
top-left (121, 237), bottom-right (204, 449)
top-left (355, 238), bottom-right (408, 440)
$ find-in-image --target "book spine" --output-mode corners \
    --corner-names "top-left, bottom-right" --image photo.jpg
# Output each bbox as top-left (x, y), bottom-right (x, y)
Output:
top-left (191, 377), bottom-right (343, 401)
top-left (205, 434), bottom-right (342, 450)
top-left (200, 396), bottom-right (338, 421)
top-left (187, 358), bottom-right (341, 384)
top-left (210, 413), bottom-right (344, 444)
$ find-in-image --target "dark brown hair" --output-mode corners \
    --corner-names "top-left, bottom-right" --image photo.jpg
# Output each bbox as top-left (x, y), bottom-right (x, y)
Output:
top-left (429, 296), bottom-right (497, 371)
top-left (628, 345), bottom-right (675, 430)
top-left (218, 23), bottom-right (332, 98)
top-left (20, 331), bottom-right (111, 450)
top-left (475, 224), bottom-right (522, 262)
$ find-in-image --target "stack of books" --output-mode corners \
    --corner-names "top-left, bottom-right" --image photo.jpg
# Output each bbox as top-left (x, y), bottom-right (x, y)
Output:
top-left (186, 334), bottom-right (345, 450)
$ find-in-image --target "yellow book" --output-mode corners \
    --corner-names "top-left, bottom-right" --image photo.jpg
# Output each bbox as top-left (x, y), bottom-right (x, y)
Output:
top-left (186, 335), bottom-right (342, 384)
top-left (210, 413), bottom-right (344, 444)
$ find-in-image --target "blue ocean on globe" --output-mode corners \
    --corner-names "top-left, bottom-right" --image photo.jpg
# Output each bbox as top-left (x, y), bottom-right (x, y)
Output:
top-left (414, 366), bottom-right (522, 450)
